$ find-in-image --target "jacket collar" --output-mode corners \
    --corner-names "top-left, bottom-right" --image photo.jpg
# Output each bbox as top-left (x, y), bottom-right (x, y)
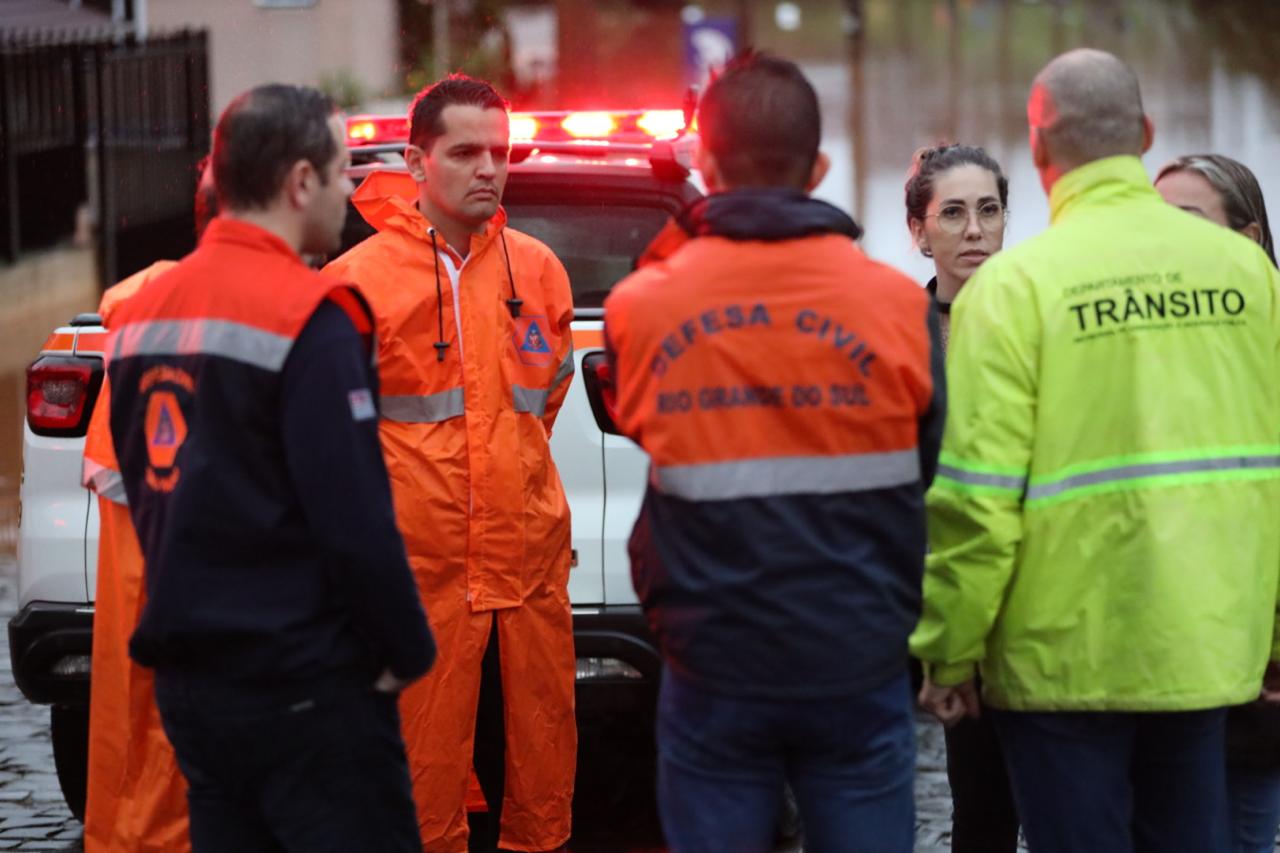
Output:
top-left (639, 188), bottom-right (862, 268)
top-left (350, 169), bottom-right (508, 254)
top-left (201, 217), bottom-right (305, 264)
top-left (925, 277), bottom-right (950, 315)
top-left (684, 188), bottom-right (862, 241)
top-left (1048, 155), bottom-right (1157, 225)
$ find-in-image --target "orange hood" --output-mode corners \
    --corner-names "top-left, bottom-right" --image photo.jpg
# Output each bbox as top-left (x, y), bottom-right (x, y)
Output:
top-left (350, 170), bottom-right (508, 243)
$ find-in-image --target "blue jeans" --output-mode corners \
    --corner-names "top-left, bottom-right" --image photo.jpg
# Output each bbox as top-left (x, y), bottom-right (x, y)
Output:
top-left (155, 669), bottom-right (421, 853)
top-left (991, 707), bottom-right (1230, 853)
top-left (656, 669), bottom-right (915, 853)
top-left (1228, 764), bottom-right (1280, 853)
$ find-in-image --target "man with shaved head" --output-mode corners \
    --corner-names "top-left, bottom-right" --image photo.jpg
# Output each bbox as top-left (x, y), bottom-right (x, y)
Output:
top-left (913, 48), bottom-right (1280, 852)
top-left (1026, 48), bottom-right (1150, 191)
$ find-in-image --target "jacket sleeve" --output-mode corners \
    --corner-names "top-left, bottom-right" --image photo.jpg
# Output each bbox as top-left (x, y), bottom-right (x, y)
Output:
top-left (540, 252), bottom-right (575, 436)
top-left (1269, 259), bottom-right (1280, 664)
top-left (909, 258), bottom-right (1038, 686)
top-left (82, 376), bottom-right (127, 503)
top-left (280, 300), bottom-right (436, 682)
top-left (917, 300), bottom-right (946, 488)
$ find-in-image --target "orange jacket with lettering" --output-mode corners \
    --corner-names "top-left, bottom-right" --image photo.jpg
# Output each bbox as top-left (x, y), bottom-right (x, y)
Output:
top-left (605, 189), bottom-right (945, 698)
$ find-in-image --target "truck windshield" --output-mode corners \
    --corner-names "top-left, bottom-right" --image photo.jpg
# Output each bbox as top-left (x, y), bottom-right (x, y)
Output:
top-left (505, 203), bottom-right (671, 308)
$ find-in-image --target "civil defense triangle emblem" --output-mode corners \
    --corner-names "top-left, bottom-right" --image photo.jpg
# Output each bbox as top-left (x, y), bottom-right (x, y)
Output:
top-left (142, 387), bottom-right (189, 492)
top-left (153, 404), bottom-right (178, 446)
top-left (145, 391), bottom-right (186, 469)
top-left (512, 315), bottom-right (554, 366)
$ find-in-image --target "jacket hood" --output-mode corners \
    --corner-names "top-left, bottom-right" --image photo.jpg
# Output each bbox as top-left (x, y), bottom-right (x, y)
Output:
top-left (682, 188), bottom-right (862, 242)
top-left (350, 170), bottom-right (508, 242)
top-left (638, 188), bottom-right (862, 268)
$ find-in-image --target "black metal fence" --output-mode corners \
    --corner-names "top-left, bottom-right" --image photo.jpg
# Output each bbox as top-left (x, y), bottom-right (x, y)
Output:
top-left (0, 29), bottom-right (209, 284)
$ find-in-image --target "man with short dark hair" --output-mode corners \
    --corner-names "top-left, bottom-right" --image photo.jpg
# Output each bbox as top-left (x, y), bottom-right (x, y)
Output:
top-left (913, 48), bottom-right (1280, 853)
top-left (106, 83), bottom-right (435, 852)
top-left (325, 74), bottom-right (577, 853)
top-left (695, 51), bottom-right (823, 187)
top-left (604, 52), bottom-right (943, 851)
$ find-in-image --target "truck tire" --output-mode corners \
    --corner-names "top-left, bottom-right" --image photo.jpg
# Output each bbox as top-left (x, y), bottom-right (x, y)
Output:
top-left (50, 705), bottom-right (88, 822)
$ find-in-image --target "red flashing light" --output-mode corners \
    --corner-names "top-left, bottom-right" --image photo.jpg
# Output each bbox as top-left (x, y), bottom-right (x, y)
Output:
top-left (561, 112), bottom-right (619, 140)
top-left (510, 114), bottom-right (540, 142)
top-left (347, 120), bottom-right (377, 143)
top-left (637, 109), bottom-right (686, 139)
top-left (346, 115), bottom-right (409, 146)
top-left (344, 109), bottom-right (694, 149)
top-left (27, 356), bottom-right (99, 435)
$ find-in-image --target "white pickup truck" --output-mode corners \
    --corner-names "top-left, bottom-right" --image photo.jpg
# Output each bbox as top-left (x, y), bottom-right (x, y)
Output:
top-left (12, 112), bottom-right (703, 823)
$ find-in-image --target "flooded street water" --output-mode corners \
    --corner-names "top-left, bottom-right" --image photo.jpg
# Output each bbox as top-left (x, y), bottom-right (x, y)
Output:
top-left (804, 0), bottom-right (1280, 284)
top-left (3, 0), bottom-right (1280, 557)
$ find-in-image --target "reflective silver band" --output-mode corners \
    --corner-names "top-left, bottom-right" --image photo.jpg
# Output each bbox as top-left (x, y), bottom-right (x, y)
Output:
top-left (382, 383), bottom-right (558, 423)
top-left (512, 384), bottom-right (550, 418)
top-left (84, 461), bottom-right (128, 507)
top-left (551, 345), bottom-right (576, 391)
top-left (1026, 455), bottom-right (1280, 501)
top-left (380, 388), bottom-right (465, 424)
top-left (654, 448), bottom-right (921, 501)
top-left (110, 319), bottom-right (293, 372)
top-left (937, 464), bottom-right (1027, 493)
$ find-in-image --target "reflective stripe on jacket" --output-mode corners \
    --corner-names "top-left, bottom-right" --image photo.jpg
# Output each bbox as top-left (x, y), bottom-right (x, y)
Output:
top-left (606, 189), bottom-right (944, 698)
top-left (911, 155), bottom-right (1280, 711)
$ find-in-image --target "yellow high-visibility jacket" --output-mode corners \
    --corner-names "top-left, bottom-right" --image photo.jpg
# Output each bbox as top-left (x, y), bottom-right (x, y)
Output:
top-left (912, 155), bottom-right (1280, 711)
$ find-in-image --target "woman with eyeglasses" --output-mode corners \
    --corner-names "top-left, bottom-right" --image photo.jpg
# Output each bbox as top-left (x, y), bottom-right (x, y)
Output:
top-left (905, 143), bottom-right (1019, 853)
top-left (906, 144), bottom-right (1010, 349)
top-left (1156, 152), bottom-right (1279, 853)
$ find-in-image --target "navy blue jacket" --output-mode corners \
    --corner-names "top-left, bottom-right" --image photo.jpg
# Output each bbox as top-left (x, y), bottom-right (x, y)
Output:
top-left (108, 220), bottom-right (434, 684)
top-left (607, 190), bottom-right (944, 698)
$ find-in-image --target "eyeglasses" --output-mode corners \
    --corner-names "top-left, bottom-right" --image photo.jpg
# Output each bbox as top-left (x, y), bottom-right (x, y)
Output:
top-left (925, 201), bottom-right (1008, 234)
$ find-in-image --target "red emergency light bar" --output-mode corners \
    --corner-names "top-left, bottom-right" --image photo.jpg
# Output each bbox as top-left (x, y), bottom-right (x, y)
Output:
top-left (346, 115), bottom-right (410, 145)
top-left (345, 109), bottom-right (691, 148)
top-left (561, 111), bottom-right (619, 139)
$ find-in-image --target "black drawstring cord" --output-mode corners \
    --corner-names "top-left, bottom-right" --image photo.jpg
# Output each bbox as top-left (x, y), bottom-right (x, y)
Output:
top-left (500, 232), bottom-right (522, 319)
top-left (429, 229), bottom-right (450, 362)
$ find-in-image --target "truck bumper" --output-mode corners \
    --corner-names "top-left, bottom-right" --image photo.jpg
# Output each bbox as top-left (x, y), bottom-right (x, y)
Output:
top-left (9, 602), bottom-right (93, 705)
top-left (6, 602), bottom-right (659, 712)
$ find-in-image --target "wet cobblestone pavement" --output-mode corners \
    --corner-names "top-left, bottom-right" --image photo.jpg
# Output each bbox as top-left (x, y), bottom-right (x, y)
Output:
top-left (0, 550), bottom-right (990, 851)
top-left (0, 556), bottom-right (82, 851)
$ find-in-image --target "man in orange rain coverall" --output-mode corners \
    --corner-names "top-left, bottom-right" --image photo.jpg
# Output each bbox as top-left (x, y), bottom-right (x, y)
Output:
top-left (324, 75), bottom-right (576, 853)
top-left (79, 164), bottom-right (217, 853)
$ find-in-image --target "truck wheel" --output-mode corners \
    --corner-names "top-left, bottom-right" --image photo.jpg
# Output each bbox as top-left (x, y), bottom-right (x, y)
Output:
top-left (50, 705), bottom-right (88, 822)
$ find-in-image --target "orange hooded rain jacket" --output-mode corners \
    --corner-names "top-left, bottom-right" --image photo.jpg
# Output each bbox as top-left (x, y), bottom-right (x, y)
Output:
top-left (324, 171), bottom-right (576, 853)
top-left (81, 260), bottom-right (191, 853)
